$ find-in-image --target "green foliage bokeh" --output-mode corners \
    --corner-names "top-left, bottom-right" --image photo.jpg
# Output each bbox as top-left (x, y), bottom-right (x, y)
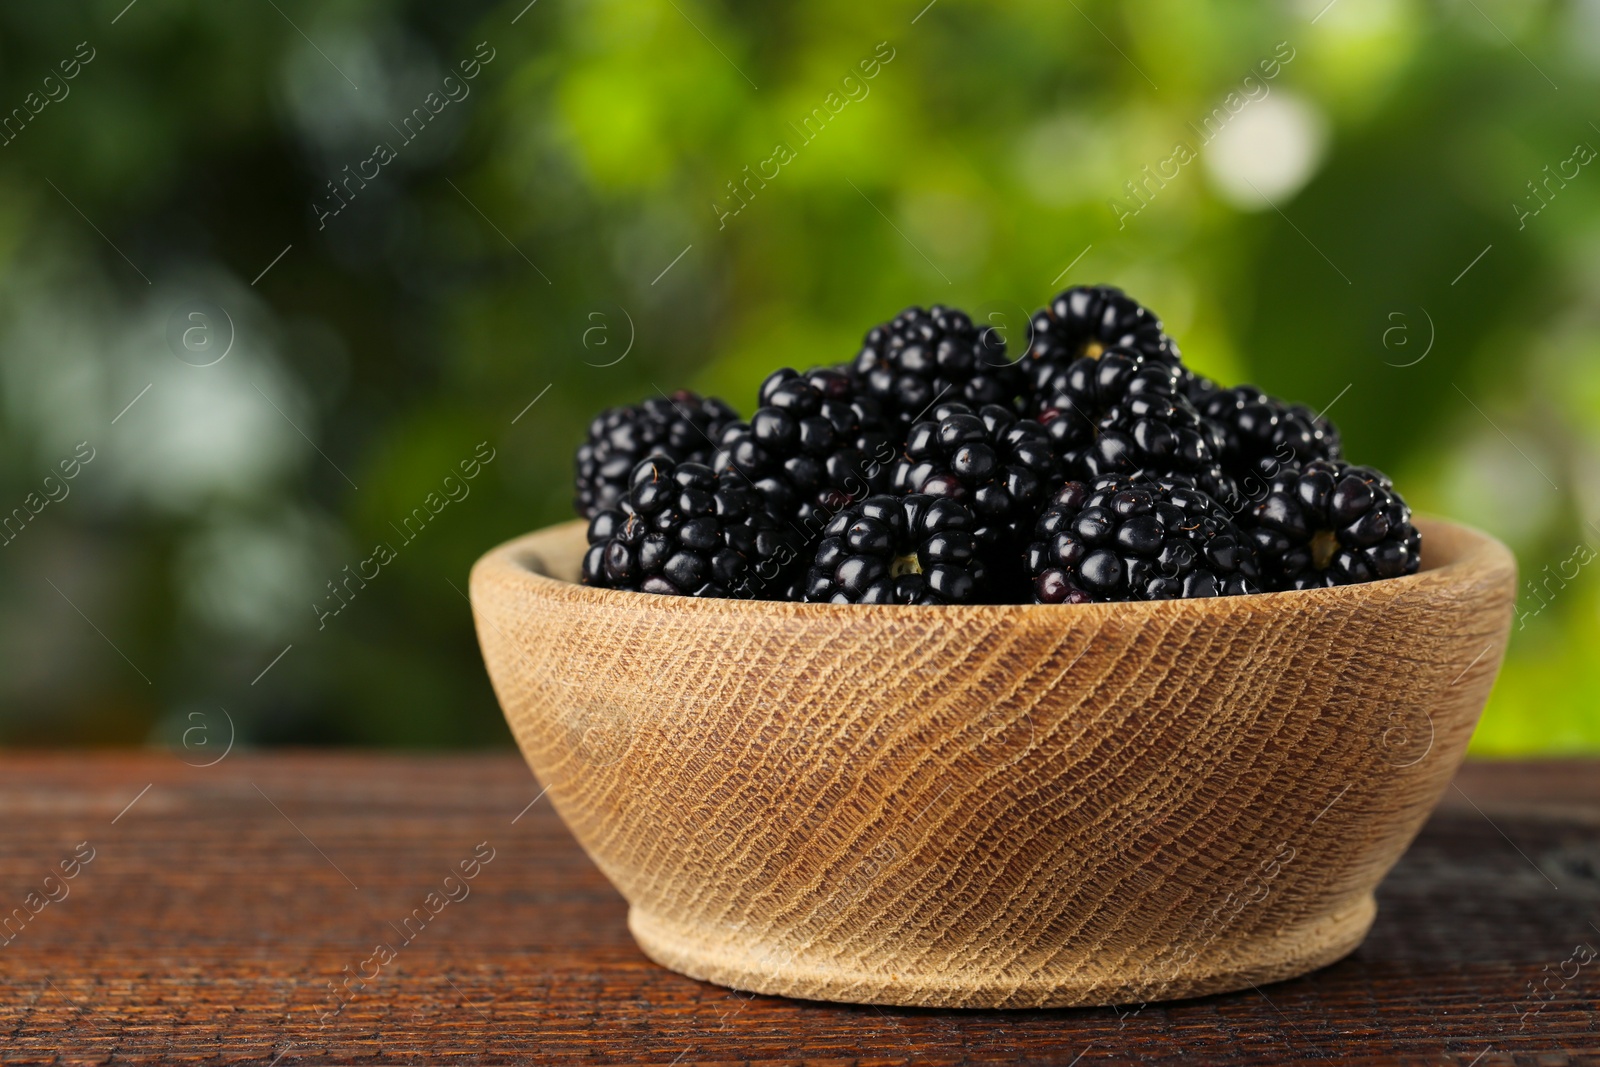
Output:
top-left (0, 0), bottom-right (1596, 752)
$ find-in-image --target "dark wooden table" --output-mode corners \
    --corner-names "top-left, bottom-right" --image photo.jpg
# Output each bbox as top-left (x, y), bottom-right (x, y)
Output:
top-left (0, 753), bottom-right (1595, 1066)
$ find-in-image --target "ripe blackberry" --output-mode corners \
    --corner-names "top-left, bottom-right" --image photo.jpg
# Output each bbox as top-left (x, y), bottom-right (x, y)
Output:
top-left (803, 494), bottom-right (988, 604)
top-left (892, 403), bottom-right (1062, 557)
top-left (1247, 460), bottom-right (1420, 590)
top-left (1194, 384), bottom-right (1342, 479)
top-left (1023, 284), bottom-right (1179, 376)
top-left (1039, 390), bottom-right (1236, 504)
top-left (1025, 477), bottom-right (1261, 603)
top-left (574, 391), bottom-right (739, 519)
top-left (713, 367), bottom-right (896, 527)
top-left (580, 457), bottom-right (792, 599)
top-left (853, 305), bottom-right (1021, 426)
top-left (1025, 343), bottom-right (1183, 419)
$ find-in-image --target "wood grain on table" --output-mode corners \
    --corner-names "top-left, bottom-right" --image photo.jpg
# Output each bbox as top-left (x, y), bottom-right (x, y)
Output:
top-left (0, 753), bottom-right (1595, 1066)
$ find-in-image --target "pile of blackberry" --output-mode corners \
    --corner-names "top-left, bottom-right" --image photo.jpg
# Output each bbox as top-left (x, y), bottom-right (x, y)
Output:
top-left (575, 284), bottom-right (1421, 603)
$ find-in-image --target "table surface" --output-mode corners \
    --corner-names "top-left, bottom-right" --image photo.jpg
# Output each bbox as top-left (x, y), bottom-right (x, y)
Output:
top-left (0, 753), bottom-right (1595, 1066)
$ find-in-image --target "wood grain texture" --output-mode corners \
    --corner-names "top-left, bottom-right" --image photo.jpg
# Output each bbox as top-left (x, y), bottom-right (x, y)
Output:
top-left (0, 753), bottom-right (1595, 1066)
top-left (468, 517), bottom-right (1518, 1009)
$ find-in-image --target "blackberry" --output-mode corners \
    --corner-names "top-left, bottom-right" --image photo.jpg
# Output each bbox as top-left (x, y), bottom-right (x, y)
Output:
top-left (853, 305), bottom-right (1021, 426)
top-left (1025, 345), bottom-right (1183, 474)
top-left (1023, 284), bottom-right (1179, 375)
top-left (892, 403), bottom-right (1062, 558)
top-left (581, 457), bottom-right (792, 599)
top-left (713, 367), bottom-right (896, 527)
top-left (803, 494), bottom-right (988, 604)
top-left (1247, 460), bottom-right (1420, 590)
top-left (1026, 343), bottom-right (1183, 419)
top-left (575, 391), bottom-right (739, 519)
top-left (1025, 477), bottom-right (1261, 603)
top-left (1040, 390), bottom-right (1236, 504)
top-left (1194, 384), bottom-right (1342, 479)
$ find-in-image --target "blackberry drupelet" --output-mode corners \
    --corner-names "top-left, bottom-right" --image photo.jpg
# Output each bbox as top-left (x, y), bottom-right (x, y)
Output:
top-left (1181, 369), bottom-right (1223, 408)
top-left (1194, 384), bottom-right (1342, 479)
top-left (892, 402), bottom-right (1063, 557)
top-left (574, 391), bottom-right (739, 519)
top-left (1247, 459), bottom-right (1420, 590)
top-left (580, 457), bottom-right (792, 599)
top-left (1040, 390), bottom-right (1236, 504)
top-left (713, 367), bottom-right (896, 527)
top-left (853, 305), bottom-right (1021, 426)
top-left (1023, 284), bottom-right (1179, 376)
top-left (1024, 476), bottom-right (1261, 603)
top-left (803, 493), bottom-right (988, 604)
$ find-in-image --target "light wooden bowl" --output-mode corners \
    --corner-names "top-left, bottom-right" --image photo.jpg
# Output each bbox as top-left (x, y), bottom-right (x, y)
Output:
top-left (469, 516), bottom-right (1514, 1009)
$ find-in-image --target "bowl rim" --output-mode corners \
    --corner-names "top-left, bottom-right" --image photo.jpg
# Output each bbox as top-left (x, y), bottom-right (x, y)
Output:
top-left (471, 514), bottom-right (1515, 620)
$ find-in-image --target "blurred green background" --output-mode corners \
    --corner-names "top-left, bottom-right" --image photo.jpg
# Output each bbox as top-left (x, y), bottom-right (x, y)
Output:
top-left (0, 0), bottom-right (1596, 753)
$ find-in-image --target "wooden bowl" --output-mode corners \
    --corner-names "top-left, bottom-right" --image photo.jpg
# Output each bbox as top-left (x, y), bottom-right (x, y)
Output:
top-left (469, 517), bottom-right (1515, 1008)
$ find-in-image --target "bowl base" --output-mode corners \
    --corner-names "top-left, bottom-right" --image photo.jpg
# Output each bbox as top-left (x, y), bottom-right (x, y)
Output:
top-left (628, 895), bottom-right (1376, 1009)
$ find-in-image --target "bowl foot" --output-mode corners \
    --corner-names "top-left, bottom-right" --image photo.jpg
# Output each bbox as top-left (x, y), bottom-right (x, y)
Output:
top-left (628, 895), bottom-right (1376, 1009)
